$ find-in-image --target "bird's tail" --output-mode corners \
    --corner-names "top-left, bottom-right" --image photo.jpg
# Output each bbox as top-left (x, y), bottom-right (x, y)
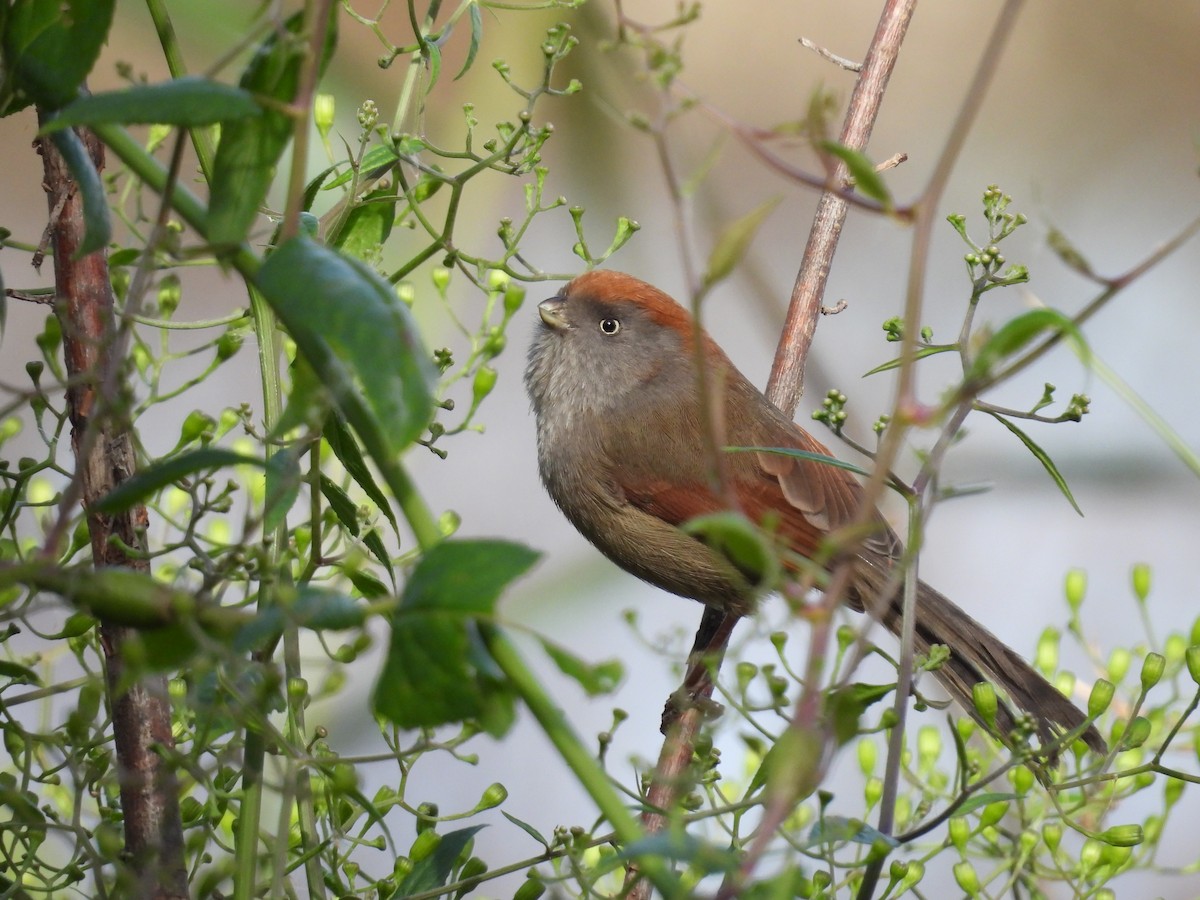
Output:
top-left (851, 564), bottom-right (1106, 755)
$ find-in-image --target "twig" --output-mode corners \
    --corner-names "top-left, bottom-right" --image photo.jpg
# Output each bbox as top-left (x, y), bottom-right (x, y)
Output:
top-left (799, 36), bottom-right (862, 72)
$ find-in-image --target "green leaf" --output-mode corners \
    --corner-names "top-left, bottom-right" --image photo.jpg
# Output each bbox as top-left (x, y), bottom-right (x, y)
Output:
top-left (968, 308), bottom-right (1088, 382)
top-left (94, 448), bottom-right (261, 513)
top-left (323, 412), bottom-right (398, 534)
top-left (1, 0), bottom-right (115, 114)
top-left (616, 833), bottom-right (737, 874)
top-left (805, 815), bottom-right (899, 849)
top-left (331, 187), bottom-right (396, 261)
top-left (949, 791), bottom-right (1019, 818)
top-left (235, 586), bottom-right (368, 652)
top-left (48, 129), bottom-right (110, 256)
top-left (501, 811), bottom-right (549, 849)
top-left (8, 564), bottom-right (197, 627)
top-left (425, 42), bottom-right (442, 95)
top-left (726, 445), bottom-right (870, 479)
top-left (819, 141), bottom-right (892, 206)
top-left (538, 638), bottom-right (622, 696)
top-left (454, 3), bottom-right (484, 81)
top-left (0, 660), bottom-right (40, 684)
top-left (702, 196), bottom-right (781, 290)
top-left (319, 475), bottom-right (393, 572)
top-left (373, 540), bottom-right (539, 733)
top-left (323, 144), bottom-right (399, 190)
top-left (207, 9), bottom-right (337, 245)
top-left (262, 446), bottom-right (302, 533)
top-left (39, 77), bottom-right (260, 132)
top-left (1046, 226), bottom-right (1095, 278)
top-left (682, 512), bottom-right (779, 592)
top-left (390, 826), bottom-right (486, 898)
top-left (256, 237), bottom-right (436, 460)
top-left (825, 682), bottom-right (895, 746)
top-left (862, 344), bottom-right (956, 376)
top-left (987, 412), bottom-right (1082, 515)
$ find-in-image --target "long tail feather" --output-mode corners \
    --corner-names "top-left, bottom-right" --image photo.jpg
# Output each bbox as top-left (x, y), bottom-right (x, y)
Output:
top-left (850, 563), bottom-right (1106, 755)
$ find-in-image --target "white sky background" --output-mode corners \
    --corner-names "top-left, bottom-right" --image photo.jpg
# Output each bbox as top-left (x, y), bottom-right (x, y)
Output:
top-left (2, 2), bottom-right (1199, 896)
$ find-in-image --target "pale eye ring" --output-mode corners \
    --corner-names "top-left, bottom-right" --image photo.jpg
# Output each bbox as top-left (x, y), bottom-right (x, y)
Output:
top-left (599, 317), bottom-right (621, 335)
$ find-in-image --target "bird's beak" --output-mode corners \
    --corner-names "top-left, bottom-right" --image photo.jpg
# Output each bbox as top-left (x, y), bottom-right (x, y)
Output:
top-left (537, 296), bottom-right (569, 330)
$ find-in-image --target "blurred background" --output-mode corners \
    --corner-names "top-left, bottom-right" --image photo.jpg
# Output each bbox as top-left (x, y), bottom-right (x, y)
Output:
top-left (3, 1), bottom-right (1198, 895)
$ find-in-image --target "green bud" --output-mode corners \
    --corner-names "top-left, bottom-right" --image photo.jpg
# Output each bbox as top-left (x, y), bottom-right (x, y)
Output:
top-left (409, 829), bottom-right (440, 862)
top-left (95, 821), bottom-right (124, 858)
top-left (1054, 670), bottom-right (1076, 699)
top-left (472, 365), bottom-right (498, 404)
top-left (330, 763), bottom-right (357, 793)
top-left (1098, 824), bottom-right (1143, 847)
top-left (431, 267), bottom-right (451, 294)
top-left (1140, 652), bottom-right (1166, 692)
top-left (1064, 568), bottom-right (1087, 610)
top-left (948, 817), bottom-right (970, 852)
top-left (314, 93), bottom-right (335, 137)
top-left (1043, 822), bottom-right (1062, 852)
top-left (1131, 563), bottom-right (1151, 603)
top-left (857, 738), bottom-right (876, 776)
top-left (216, 327), bottom-right (245, 362)
top-left (459, 857), bottom-right (487, 883)
top-left (503, 283), bottom-right (526, 316)
top-left (972, 682), bottom-right (998, 729)
top-left (415, 802), bottom-right (438, 833)
top-left (917, 725), bottom-right (941, 768)
top-left (287, 677), bottom-right (309, 702)
top-left (1165, 633), bottom-right (1187, 665)
top-left (952, 860), bottom-right (979, 895)
top-left (1009, 765), bottom-right (1035, 796)
top-left (1180, 643), bottom-right (1200, 686)
top-left (513, 875), bottom-right (546, 900)
top-left (1079, 838), bottom-right (1102, 870)
top-left (1165, 775), bottom-right (1185, 808)
top-left (1088, 679), bottom-right (1115, 719)
top-left (156, 274), bottom-right (182, 317)
top-left (1144, 814), bottom-right (1163, 843)
top-left (1122, 716), bottom-right (1150, 749)
top-left (1035, 627), bottom-right (1060, 675)
top-left (476, 782), bottom-right (507, 811)
top-left (896, 860), bottom-right (924, 892)
top-left (1107, 647), bottom-right (1131, 683)
top-left (863, 776), bottom-right (882, 808)
top-left (979, 800), bottom-right (1008, 829)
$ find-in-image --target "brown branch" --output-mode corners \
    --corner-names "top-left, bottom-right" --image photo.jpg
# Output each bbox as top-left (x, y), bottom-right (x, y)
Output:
top-left (35, 118), bottom-right (189, 899)
top-left (766, 0), bottom-right (917, 417)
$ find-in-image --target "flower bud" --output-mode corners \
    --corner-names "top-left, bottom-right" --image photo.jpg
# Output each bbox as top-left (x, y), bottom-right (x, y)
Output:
top-left (1140, 652), bottom-right (1165, 692)
top-left (948, 817), bottom-right (970, 852)
top-left (1064, 568), bottom-right (1087, 610)
top-left (1088, 678), bottom-right (1115, 719)
top-left (952, 861), bottom-right (979, 895)
top-left (1186, 646), bottom-right (1200, 685)
top-left (972, 682), bottom-right (998, 729)
top-left (1098, 824), bottom-right (1143, 847)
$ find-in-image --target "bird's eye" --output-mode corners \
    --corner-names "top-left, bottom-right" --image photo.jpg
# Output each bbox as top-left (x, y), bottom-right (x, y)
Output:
top-left (599, 317), bottom-right (621, 335)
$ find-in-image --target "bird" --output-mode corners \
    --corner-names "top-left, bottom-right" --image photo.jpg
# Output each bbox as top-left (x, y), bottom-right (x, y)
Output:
top-left (524, 269), bottom-right (1105, 755)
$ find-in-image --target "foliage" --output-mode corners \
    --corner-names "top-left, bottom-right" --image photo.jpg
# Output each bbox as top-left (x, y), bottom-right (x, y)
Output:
top-left (0, 2), bottom-right (1197, 900)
